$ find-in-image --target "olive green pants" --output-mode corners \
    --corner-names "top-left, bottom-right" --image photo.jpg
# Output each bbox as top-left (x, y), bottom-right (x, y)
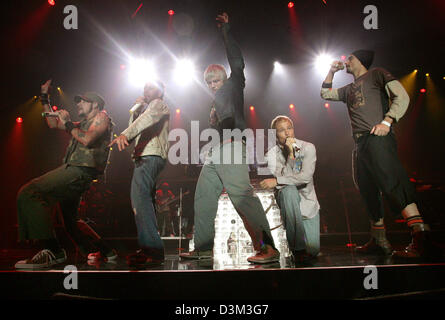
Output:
top-left (17, 164), bottom-right (100, 253)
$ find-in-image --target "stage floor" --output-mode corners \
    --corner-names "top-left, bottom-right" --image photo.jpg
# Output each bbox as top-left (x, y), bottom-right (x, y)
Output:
top-left (1, 241), bottom-right (445, 301)
top-left (2, 244), bottom-right (443, 272)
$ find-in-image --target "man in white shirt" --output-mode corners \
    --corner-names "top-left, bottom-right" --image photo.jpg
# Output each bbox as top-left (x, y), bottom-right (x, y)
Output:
top-left (109, 81), bottom-right (170, 266)
top-left (260, 116), bottom-right (320, 263)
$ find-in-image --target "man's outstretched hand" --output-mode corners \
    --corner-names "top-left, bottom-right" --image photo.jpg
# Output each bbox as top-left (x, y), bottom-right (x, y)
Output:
top-left (109, 135), bottom-right (130, 151)
top-left (216, 12), bottom-right (229, 28)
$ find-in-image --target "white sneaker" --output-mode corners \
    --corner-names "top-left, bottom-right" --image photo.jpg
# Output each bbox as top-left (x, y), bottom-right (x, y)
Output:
top-left (15, 249), bottom-right (67, 269)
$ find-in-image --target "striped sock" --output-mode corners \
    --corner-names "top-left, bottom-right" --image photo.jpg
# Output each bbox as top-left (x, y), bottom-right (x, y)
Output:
top-left (406, 215), bottom-right (424, 228)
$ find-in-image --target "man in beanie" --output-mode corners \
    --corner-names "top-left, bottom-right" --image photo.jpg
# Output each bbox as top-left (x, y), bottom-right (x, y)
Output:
top-left (15, 79), bottom-right (116, 269)
top-left (320, 50), bottom-right (440, 261)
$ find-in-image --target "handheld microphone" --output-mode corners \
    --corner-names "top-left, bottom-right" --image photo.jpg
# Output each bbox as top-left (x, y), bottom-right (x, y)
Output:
top-left (42, 112), bottom-right (59, 118)
top-left (334, 62), bottom-right (345, 70)
top-left (129, 103), bottom-right (142, 114)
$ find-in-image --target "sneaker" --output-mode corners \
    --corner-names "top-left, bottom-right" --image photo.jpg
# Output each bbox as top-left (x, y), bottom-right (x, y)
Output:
top-left (126, 249), bottom-right (164, 266)
top-left (355, 226), bottom-right (392, 255)
top-left (87, 249), bottom-right (118, 262)
top-left (15, 249), bottom-right (67, 269)
top-left (247, 245), bottom-right (280, 264)
top-left (179, 250), bottom-right (213, 260)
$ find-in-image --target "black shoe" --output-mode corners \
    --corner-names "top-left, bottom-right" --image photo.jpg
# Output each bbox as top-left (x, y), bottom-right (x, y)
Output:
top-left (291, 250), bottom-right (316, 264)
top-left (392, 225), bottom-right (443, 261)
top-left (126, 249), bottom-right (164, 266)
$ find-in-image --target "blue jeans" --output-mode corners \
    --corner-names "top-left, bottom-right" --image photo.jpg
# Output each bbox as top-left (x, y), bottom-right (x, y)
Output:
top-left (194, 142), bottom-right (275, 251)
top-left (276, 185), bottom-right (320, 256)
top-left (131, 155), bottom-right (166, 250)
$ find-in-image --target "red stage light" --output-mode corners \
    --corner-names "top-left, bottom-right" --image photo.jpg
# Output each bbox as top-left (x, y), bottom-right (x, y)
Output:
top-left (420, 88), bottom-right (426, 93)
top-left (341, 55), bottom-right (346, 60)
top-left (250, 106), bottom-right (255, 111)
top-left (289, 104), bottom-right (295, 109)
top-left (288, 2), bottom-right (294, 8)
top-left (168, 10), bottom-right (175, 16)
top-left (52, 106), bottom-right (58, 111)
top-left (48, 0), bottom-right (55, 6)
top-left (176, 108), bottom-right (180, 114)
top-left (16, 117), bottom-right (23, 123)
top-left (324, 103), bottom-right (330, 108)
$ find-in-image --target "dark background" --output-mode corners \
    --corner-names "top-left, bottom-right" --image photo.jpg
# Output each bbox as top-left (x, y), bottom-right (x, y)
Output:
top-left (1, 0), bottom-right (444, 248)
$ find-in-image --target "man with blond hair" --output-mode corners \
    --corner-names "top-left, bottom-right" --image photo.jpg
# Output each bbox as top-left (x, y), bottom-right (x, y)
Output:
top-left (180, 12), bottom-right (278, 264)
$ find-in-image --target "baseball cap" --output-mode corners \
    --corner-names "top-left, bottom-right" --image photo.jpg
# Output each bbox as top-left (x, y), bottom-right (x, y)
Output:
top-left (74, 92), bottom-right (105, 109)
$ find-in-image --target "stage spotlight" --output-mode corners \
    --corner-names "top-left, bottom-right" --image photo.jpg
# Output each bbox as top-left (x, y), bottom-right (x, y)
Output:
top-left (16, 117), bottom-right (23, 123)
top-left (288, 2), bottom-right (294, 8)
top-left (414, 69), bottom-right (418, 73)
top-left (250, 106), bottom-right (255, 111)
top-left (168, 10), bottom-right (175, 16)
top-left (48, 0), bottom-right (55, 6)
top-left (324, 103), bottom-right (330, 108)
top-left (273, 61), bottom-right (284, 74)
top-left (420, 88), bottom-right (426, 93)
top-left (176, 108), bottom-right (181, 114)
top-left (57, 87), bottom-right (61, 91)
top-left (128, 58), bottom-right (157, 87)
top-left (174, 59), bottom-right (196, 85)
top-left (289, 104), bottom-right (295, 109)
top-left (315, 53), bottom-right (334, 74)
top-left (426, 73), bottom-right (430, 77)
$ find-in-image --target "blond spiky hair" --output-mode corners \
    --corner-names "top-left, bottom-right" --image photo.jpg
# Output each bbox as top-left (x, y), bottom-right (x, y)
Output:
top-left (203, 64), bottom-right (228, 83)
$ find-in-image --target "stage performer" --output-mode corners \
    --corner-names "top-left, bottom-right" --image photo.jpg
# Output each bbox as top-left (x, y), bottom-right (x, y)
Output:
top-left (109, 80), bottom-right (170, 266)
top-left (15, 80), bottom-right (116, 269)
top-left (260, 116), bottom-right (320, 263)
top-left (179, 12), bottom-right (279, 264)
top-left (320, 50), bottom-right (439, 260)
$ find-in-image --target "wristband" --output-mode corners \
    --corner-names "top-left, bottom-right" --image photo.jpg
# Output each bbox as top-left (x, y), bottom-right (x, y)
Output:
top-left (65, 121), bottom-right (76, 133)
top-left (40, 93), bottom-right (50, 106)
top-left (381, 120), bottom-right (391, 127)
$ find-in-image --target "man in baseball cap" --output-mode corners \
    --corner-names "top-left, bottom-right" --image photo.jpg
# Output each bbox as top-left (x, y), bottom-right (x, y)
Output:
top-left (15, 80), bottom-right (117, 269)
top-left (74, 92), bottom-right (106, 110)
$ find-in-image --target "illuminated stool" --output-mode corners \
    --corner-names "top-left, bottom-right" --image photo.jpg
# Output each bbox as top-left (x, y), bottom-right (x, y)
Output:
top-left (190, 190), bottom-right (290, 261)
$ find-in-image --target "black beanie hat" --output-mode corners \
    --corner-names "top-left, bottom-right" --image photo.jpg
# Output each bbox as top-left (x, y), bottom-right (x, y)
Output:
top-left (351, 50), bottom-right (374, 70)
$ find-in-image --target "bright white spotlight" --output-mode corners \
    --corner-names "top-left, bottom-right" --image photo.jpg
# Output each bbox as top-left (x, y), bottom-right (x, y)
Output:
top-left (273, 61), bottom-right (284, 74)
top-left (314, 53), bottom-right (334, 75)
top-left (174, 59), bottom-right (196, 85)
top-left (128, 58), bottom-right (157, 87)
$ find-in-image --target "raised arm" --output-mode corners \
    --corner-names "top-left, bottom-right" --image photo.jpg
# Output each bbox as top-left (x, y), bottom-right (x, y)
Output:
top-left (320, 61), bottom-right (344, 101)
top-left (40, 79), bottom-right (66, 130)
top-left (217, 13), bottom-right (245, 87)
